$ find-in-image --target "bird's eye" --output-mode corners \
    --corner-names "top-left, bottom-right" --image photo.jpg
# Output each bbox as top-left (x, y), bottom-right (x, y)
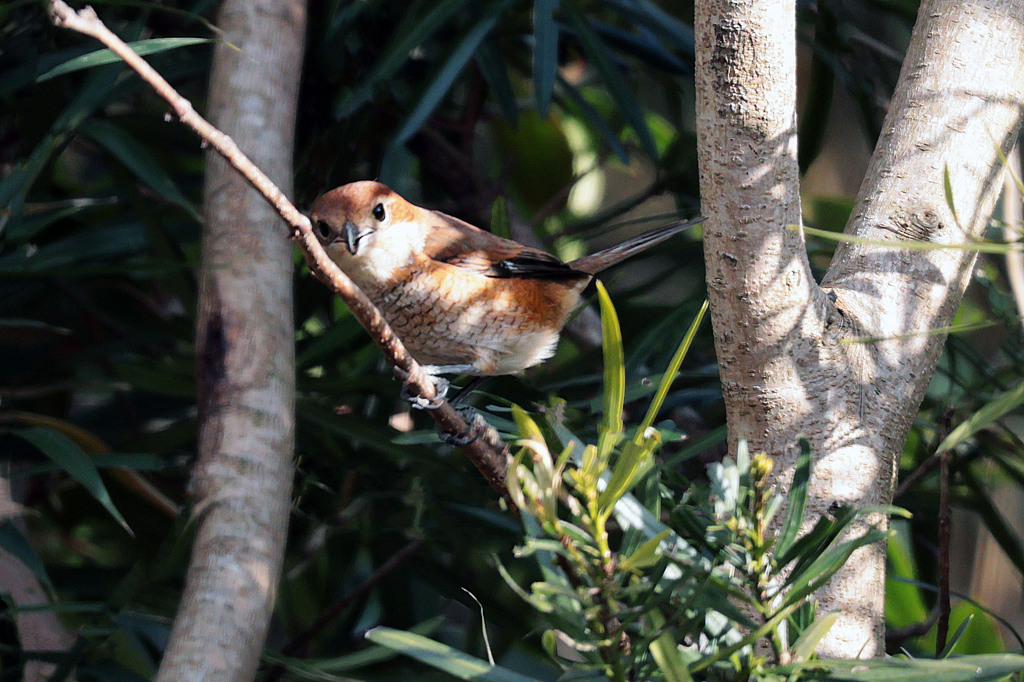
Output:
top-left (372, 203), bottom-right (386, 221)
top-left (314, 220), bottom-right (332, 240)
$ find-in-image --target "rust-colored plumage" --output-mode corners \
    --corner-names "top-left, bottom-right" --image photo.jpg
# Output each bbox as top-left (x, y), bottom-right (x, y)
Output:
top-left (309, 181), bottom-right (703, 376)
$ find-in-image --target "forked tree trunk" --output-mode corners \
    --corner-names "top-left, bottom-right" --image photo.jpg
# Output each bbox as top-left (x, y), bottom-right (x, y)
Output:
top-left (156, 0), bottom-right (305, 679)
top-left (696, 0), bottom-right (1024, 657)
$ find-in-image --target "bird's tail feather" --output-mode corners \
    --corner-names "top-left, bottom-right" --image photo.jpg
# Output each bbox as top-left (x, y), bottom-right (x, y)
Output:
top-left (568, 216), bottom-right (706, 274)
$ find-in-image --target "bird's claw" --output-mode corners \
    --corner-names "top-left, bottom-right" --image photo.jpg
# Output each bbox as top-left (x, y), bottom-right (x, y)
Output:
top-left (439, 405), bottom-right (485, 446)
top-left (396, 368), bottom-right (449, 410)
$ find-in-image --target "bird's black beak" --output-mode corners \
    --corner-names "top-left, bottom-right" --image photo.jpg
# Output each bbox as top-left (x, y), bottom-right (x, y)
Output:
top-left (341, 220), bottom-right (369, 255)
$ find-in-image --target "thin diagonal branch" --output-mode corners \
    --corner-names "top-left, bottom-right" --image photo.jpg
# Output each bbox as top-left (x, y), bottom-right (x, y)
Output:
top-left (48, 0), bottom-right (509, 495)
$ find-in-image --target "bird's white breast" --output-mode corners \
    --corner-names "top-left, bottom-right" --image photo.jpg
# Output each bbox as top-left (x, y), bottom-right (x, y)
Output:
top-left (342, 220), bottom-right (425, 286)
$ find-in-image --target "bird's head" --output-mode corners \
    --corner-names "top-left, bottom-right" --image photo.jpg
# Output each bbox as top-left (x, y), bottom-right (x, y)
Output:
top-left (309, 181), bottom-right (421, 258)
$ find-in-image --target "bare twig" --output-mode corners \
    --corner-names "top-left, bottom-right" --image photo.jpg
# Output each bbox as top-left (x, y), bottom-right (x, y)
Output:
top-left (885, 603), bottom-right (940, 645)
top-left (893, 408), bottom-right (955, 499)
top-left (48, 0), bottom-right (508, 495)
top-left (935, 450), bottom-right (952, 655)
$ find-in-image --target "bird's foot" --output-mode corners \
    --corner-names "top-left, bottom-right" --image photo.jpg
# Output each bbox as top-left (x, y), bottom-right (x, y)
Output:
top-left (394, 365), bottom-right (449, 410)
top-left (439, 405), bottom-right (486, 447)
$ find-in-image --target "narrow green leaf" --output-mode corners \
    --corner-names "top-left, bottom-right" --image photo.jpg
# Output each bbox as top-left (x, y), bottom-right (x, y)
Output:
top-left (612, 491), bottom-right (700, 565)
top-left (513, 538), bottom-right (572, 559)
top-left (494, 559), bottom-right (554, 613)
top-left (992, 136), bottom-right (1024, 198)
top-left (889, 577), bottom-right (1024, 651)
top-left (0, 522), bottom-right (53, 592)
top-left (775, 436), bottom-right (812, 556)
top-left (789, 611), bottom-right (838, 662)
top-left (490, 196), bottom-right (512, 240)
top-left (511, 404), bottom-right (546, 446)
top-left (0, 222), bottom-right (152, 276)
top-left (564, 4), bottom-right (659, 158)
top-left (938, 603), bottom-right (1006, 656)
top-left (266, 614), bottom-right (442, 675)
top-left (796, 224), bottom-right (1024, 255)
top-left (475, 40), bottom-right (519, 124)
top-left (392, 1), bottom-right (512, 146)
top-left (14, 428), bottom-right (132, 534)
top-left (366, 627), bottom-right (545, 681)
top-left (6, 198), bottom-right (117, 244)
top-left (579, 443), bottom-right (600, 480)
top-left (556, 76), bottom-right (629, 162)
top-left (940, 614), bottom-right (975, 659)
top-left (505, 448), bottom-right (530, 512)
top-left (604, 0), bottom-right (695, 54)
top-left (267, 618), bottom-right (444, 676)
top-left (638, 300), bottom-right (707, 435)
top-left (944, 163), bottom-right (960, 228)
top-left (618, 528), bottom-right (670, 572)
top-left (777, 506), bottom-right (857, 570)
top-left (598, 439), bottom-right (655, 513)
top-left (310, 617), bottom-right (444, 672)
top-left (0, 318), bottom-right (71, 336)
top-left (589, 21), bottom-right (689, 75)
top-left (554, 520), bottom-right (595, 546)
top-left (650, 631), bottom-right (693, 682)
top-left (23, 452), bottom-right (167, 474)
top-left (689, 599), bottom-right (805, 674)
top-left (36, 38), bottom-right (214, 82)
top-left (776, 653), bottom-right (1024, 681)
top-left (335, 0), bottom-right (471, 119)
top-left (540, 630), bottom-right (559, 660)
top-left (595, 280), bottom-right (625, 460)
top-left (533, 0), bottom-right (559, 116)
top-left (779, 530), bottom-right (887, 610)
top-left (661, 424), bottom-right (726, 469)
top-left (886, 521), bottom-right (930, 627)
top-left (780, 505), bottom-right (905, 582)
top-left (530, 580), bottom-right (584, 602)
top-left (0, 65), bottom-right (121, 220)
top-left (79, 119), bottom-right (200, 220)
top-left (937, 380), bottom-right (1024, 454)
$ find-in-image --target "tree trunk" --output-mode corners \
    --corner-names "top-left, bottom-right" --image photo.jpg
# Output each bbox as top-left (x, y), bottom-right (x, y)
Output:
top-left (696, 0), bottom-right (1024, 657)
top-left (156, 0), bottom-right (305, 679)
top-left (0, 476), bottom-right (77, 682)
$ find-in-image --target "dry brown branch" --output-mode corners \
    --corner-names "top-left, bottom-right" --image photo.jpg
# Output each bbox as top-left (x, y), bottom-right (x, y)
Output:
top-left (48, 0), bottom-right (509, 495)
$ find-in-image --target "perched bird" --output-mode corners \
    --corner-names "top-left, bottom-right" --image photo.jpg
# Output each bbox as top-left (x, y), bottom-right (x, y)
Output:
top-left (309, 181), bottom-right (703, 378)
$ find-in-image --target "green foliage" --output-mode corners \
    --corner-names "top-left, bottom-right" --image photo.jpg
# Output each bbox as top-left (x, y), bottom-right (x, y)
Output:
top-left (774, 654), bottom-right (1024, 681)
top-left (936, 380), bottom-right (1024, 455)
top-left (367, 627), bottom-right (542, 682)
top-left (371, 289), bottom-right (1024, 681)
top-left (13, 426), bottom-right (131, 533)
top-left (5, 0), bottom-right (1024, 679)
top-left (1, 2), bottom-right (714, 678)
top-left (36, 37), bottom-right (215, 82)
top-left (500, 289), bottom-right (884, 680)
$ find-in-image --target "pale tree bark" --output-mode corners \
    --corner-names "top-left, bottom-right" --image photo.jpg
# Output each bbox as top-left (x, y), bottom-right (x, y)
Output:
top-left (0, 476), bottom-right (77, 682)
top-left (696, 0), bottom-right (1024, 658)
top-left (156, 0), bottom-right (305, 679)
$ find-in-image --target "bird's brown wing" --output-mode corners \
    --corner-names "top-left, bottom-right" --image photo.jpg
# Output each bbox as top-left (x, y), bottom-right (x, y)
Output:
top-left (425, 211), bottom-right (590, 281)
